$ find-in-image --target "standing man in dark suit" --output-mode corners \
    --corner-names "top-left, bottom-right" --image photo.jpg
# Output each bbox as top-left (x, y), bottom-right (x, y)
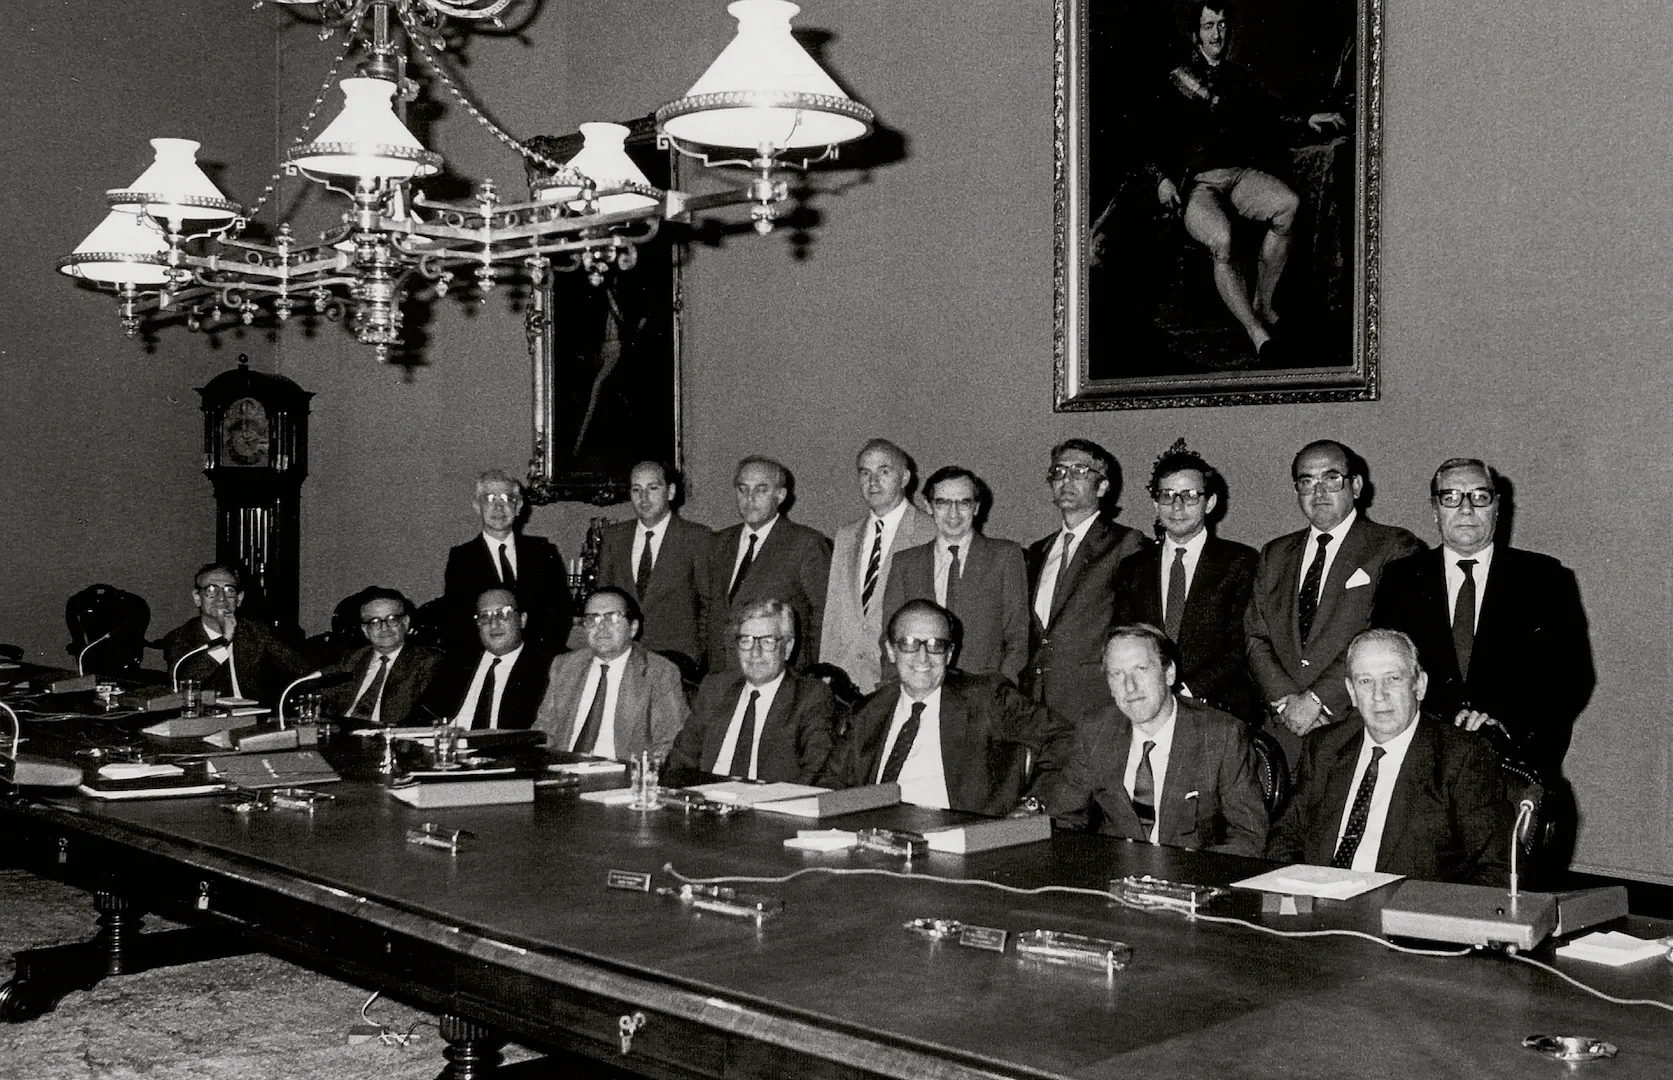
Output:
top-left (325, 587), bottom-right (442, 727)
top-left (1024, 439), bottom-right (1151, 726)
top-left (443, 470), bottom-right (571, 653)
top-left (884, 466), bottom-right (1029, 683)
top-left (163, 563), bottom-right (309, 703)
top-left (1267, 629), bottom-right (1512, 885)
top-left (595, 461), bottom-right (711, 675)
top-left (666, 599), bottom-right (838, 784)
top-left (822, 600), bottom-right (1071, 815)
top-left (1113, 443), bottom-right (1259, 722)
top-left (821, 439), bottom-right (937, 693)
top-left (1371, 458), bottom-right (1593, 781)
top-left (1044, 624), bottom-right (1266, 856)
top-left (419, 588), bottom-right (555, 730)
top-left (533, 587), bottom-right (689, 762)
top-left (706, 456), bottom-right (832, 673)
top-left (1244, 440), bottom-right (1422, 769)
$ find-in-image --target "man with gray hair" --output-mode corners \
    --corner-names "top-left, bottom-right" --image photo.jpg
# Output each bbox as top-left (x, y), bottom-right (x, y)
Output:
top-left (444, 469), bottom-right (571, 653)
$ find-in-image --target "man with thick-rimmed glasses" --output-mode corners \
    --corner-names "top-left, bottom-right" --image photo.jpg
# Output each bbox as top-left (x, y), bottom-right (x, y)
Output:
top-left (824, 600), bottom-right (1070, 813)
top-left (1244, 440), bottom-right (1421, 771)
top-left (420, 588), bottom-right (556, 731)
top-left (162, 562), bottom-right (308, 703)
top-left (324, 587), bottom-right (442, 727)
top-left (664, 598), bottom-right (837, 784)
top-left (533, 586), bottom-right (688, 761)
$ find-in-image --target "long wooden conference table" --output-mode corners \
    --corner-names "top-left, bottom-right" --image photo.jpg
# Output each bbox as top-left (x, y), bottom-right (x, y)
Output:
top-left (2, 692), bottom-right (1671, 1078)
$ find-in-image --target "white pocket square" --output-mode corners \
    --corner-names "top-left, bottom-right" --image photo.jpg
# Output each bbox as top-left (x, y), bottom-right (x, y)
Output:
top-left (1185, 790), bottom-right (1200, 800)
top-left (1344, 568), bottom-right (1372, 589)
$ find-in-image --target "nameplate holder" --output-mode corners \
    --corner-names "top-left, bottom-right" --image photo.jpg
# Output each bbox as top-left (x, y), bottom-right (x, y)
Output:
top-left (957, 925), bottom-right (1009, 953)
top-left (50, 674), bottom-right (98, 694)
top-left (405, 823), bottom-right (474, 855)
top-left (608, 870), bottom-right (653, 892)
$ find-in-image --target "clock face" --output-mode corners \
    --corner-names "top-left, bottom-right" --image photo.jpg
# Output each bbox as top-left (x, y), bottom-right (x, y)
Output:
top-left (219, 397), bottom-right (271, 467)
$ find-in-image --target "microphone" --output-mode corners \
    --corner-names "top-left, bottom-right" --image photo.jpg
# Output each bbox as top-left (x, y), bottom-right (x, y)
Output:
top-left (276, 670), bottom-right (353, 729)
top-left (0, 702), bottom-right (81, 789)
top-left (171, 643), bottom-right (211, 691)
top-left (77, 633), bottom-right (111, 677)
top-left (1509, 798), bottom-right (1537, 908)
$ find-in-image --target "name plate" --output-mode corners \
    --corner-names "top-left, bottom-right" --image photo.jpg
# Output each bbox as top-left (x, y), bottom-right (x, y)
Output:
top-left (607, 869), bottom-right (652, 892)
top-left (957, 925), bottom-right (1010, 953)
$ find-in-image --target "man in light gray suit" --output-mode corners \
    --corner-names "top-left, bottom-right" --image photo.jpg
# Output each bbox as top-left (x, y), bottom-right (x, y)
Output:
top-left (820, 438), bottom-right (936, 693)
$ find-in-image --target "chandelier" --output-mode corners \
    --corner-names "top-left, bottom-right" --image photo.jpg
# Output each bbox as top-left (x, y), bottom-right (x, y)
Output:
top-left (57, 0), bottom-right (873, 363)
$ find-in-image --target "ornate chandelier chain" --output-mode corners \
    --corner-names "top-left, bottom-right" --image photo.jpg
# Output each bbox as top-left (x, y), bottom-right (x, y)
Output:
top-left (245, 40), bottom-right (358, 226)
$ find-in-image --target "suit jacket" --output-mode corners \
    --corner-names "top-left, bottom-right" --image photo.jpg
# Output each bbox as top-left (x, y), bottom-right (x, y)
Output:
top-left (822, 672), bottom-right (1072, 815)
top-left (1244, 513), bottom-right (1423, 763)
top-left (417, 644), bottom-right (557, 731)
top-left (1371, 545), bottom-right (1592, 779)
top-left (1042, 696), bottom-right (1267, 857)
top-left (1112, 534), bottom-right (1260, 722)
top-left (1024, 517), bottom-right (1151, 725)
top-left (706, 518), bottom-right (832, 673)
top-left (323, 644), bottom-right (444, 727)
top-left (161, 617), bottom-right (310, 704)
top-left (820, 504), bottom-right (937, 693)
top-left (532, 644), bottom-right (690, 762)
top-left (596, 513), bottom-right (712, 668)
top-left (443, 532), bottom-right (572, 652)
top-left (883, 533), bottom-right (1029, 683)
top-left (1266, 714), bottom-right (1512, 886)
top-left (664, 671), bottom-right (839, 784)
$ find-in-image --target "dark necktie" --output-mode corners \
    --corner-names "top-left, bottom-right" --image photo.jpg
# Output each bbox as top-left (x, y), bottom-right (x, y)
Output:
top-left (944, 545), bottom-right (962, 612)
top-left (879, 701), bottom-right (925, 783)
top-left (1163, 546), bottom-right (1188, 642)
top-left (348, 655), bottom-right (390, 722)
top-left (860, 519), bottom-right (883, 612)
top-left (498, 542), bottom-right (516, 588)
top-left (470, 657), bottom-right (501, 730)
top-left (725, 690), bottom-right (761, 778)
top-left (1452, 559), bottom-right (1478, 680)
top-left (1331, 745), bottom-right (1386, 868)
top-left (635, 530), bottom-right (655, 598)
top-left (1296, 533), bottom-right (1333, 644)
top-left (572, 662), bottom-right (609, 753)
top-left (729, 533), bottom-right (758, 601)
top-left (1132, 740), bottom-right (1157, 837)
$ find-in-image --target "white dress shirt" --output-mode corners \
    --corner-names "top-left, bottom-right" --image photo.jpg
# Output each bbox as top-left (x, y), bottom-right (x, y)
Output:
top-left (1333, 718), bottom-right (1422, 872)
top-left (1299, 508), bottom-right (1358, 604)
top-left (876, 687), bottom-right (950, 809)
top-left (731, 515), bottom-right (779, 585)
top-left (1123, 697), bottom-right (1179, 844)
top-left (1033, 514), bottom-right (1098, 626)
top-left (199, 617), bottom-right (243, 699)
top-left (933, 534), bottom-right (971, 607)
top-left (570, 654), bottom-right (628, 758)
top-left (455, 644), bottom-right (522, 729)
top-left (1442, 543), bottom-right (1495, 632)
top-left (481, 532), bottom-right (518, 581)
top-left (631, 516), bottom-right (671, 577)
top-left (349, 645), bottom-right (403, 723)
top-left (713, 672), bottom-right (785, 778)
top-left (1158, 527), bottom-right (1210, 623)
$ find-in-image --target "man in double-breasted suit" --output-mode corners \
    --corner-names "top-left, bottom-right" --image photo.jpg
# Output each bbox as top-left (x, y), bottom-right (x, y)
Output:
top-left (595, 461), bottom-right (711, 674)
top-left (820, 439), bottom-right (936, 693)
top-left (442, 470), bottom-right (571, 653)
top-left (1244, 440), bottom-right (1422, 770)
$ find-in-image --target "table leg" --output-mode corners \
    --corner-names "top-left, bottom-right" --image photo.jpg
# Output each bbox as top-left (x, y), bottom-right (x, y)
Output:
top-left (438, 1012), bottom-right (504, 1080)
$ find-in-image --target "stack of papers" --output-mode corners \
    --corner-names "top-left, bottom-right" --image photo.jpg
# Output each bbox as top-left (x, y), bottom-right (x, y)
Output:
top-left (784, 829), bottom-right (859, 852)
top-left (1233, 865), bottom-right (1404, 900)
top-left (1555, 931), bottom-right (1670, 966)
top-left (693, 781), bottom-right (828, 805)
top-left (547, 759), bottom-right (627, 775)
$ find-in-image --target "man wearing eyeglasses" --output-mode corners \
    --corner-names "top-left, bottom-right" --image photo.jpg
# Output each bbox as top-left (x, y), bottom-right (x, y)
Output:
top-left (420, 588), bottom-right (556, 731)
top-left (594, 461), bottom-right (712, 677)
top-left (1112, 443), bottom-right (1259, 722)
top-left (665, 599), bottom-right (837, 783)
top-left (820, 439), bottom-right (936, 694)
top-left (883, 466), bottom-right (1029, 682)
top-left (1245, 440), bottom-right (1422, 770)
top-left (533, 587), bottom-right (689, 761)
top-left (323, 587), bottom-right (442, 727)
top-left (442, 469), bottom-right (571, 654)
top-left (162, 562), bottom-right (309, 703)
top-left (824, 600), bottom-right (1070, 814)
top-left (1371, 458), bottom-right (1592, 782)
top-left (1024, 440), bottom-right (1151, 726)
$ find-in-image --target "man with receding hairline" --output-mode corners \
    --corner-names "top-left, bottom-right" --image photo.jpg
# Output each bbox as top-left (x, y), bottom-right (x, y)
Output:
top-left (596, 460), bottom-right (712, 673)
top-left (419, 588), bottom-right (556, 731)
top-left (443, 469), bottom-right (571, 653)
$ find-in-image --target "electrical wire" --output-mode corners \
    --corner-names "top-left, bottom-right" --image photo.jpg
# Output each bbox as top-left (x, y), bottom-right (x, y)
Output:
top-left (1506, 951), bottom-right (1673, 1013)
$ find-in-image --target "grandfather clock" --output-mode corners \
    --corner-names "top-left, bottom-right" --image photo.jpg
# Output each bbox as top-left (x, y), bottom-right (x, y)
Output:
top-left (197, 355), bottom-right (312, 630)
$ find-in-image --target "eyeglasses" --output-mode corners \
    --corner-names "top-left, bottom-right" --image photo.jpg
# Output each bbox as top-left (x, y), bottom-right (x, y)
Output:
top-left (1294, 472), bottom-right (1349, 494)
top-left (478, 492), bottom-right (521, 506)
top-left (197, 584), bottom-right (239, 597)
top-left (1153, 488), bottom-right (1206, 507)
top-left (362, 615), bottom-right (407, 629)
top-left (931, 497), bottom-right (977, 512)
top-left (1047, 463), bottom-right (1105, 483)
top-left (474, 607), bottom-right (519, 625)
top-left (1434, 488), bottom-right (1496, 508)
top-left (581, 611), bottom-right (630, 627)
top-left (735, 633), bottom-right (785, 652)
top-left (892, 636), bottom-right (952, 657)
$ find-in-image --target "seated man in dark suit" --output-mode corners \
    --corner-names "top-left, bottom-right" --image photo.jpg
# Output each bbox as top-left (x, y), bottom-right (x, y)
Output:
top-left (1371, 458), bottom-right (1593, 782)
top-left (666, 599), bottom-right (838, 784)
top-left (1113, 442), bottom-right (1259, 722)
top-left (705, 456), bottom-right (831, 673)
top-left (443, 470), bottom-right (571, 653)
top-left (324, 587), bottom-right (443, 727)
top-left (822, 600), bottom-right (1070, 814)
top-left (533, 587), bottom-right (689, 762)
top-left (418, 588), bottom-right (555, 730)
top-left (1045, 624), bottom-right (1266, 856)
top-left (1267, 629), bottom-right (1513, 885)
top-left (883, 466), bottom-right (1029, 683)
top-left (595, 461), bottom-right (711, 677)
top-left (162, 563), bottom-right (308, 703)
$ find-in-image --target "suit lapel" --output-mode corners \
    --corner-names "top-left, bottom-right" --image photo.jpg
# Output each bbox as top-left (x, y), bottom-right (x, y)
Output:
top-left (611, 647), bottom-right (648, 753)
top-left (860, 686), bottom-right (903, 782)
top-left (1180, 540), bottom-right (1226, 639)
top-left (1313, 517), bottom-right (1371, 637)
top-left (1318, 729), bottom-right (1366, 863)
top-left (1051, 518), bottom-right (1108, 623)
top-left (756, 676), bottom-right (798, 777)
top-left (703, 676), bottom-right (748, 772)
top-left (1379, 721), bottom-right (1433, 874)
top-left (937, 684), bottom-right (973, 808)
top-left (1157, 704), bottom-right (1203, 844)
top-left (1094, 714), bottom-right (1145, 839)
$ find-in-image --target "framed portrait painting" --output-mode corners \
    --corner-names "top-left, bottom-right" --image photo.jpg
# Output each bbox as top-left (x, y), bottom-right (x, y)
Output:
top-left (1054, 0), bottom-right (1382, 409)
